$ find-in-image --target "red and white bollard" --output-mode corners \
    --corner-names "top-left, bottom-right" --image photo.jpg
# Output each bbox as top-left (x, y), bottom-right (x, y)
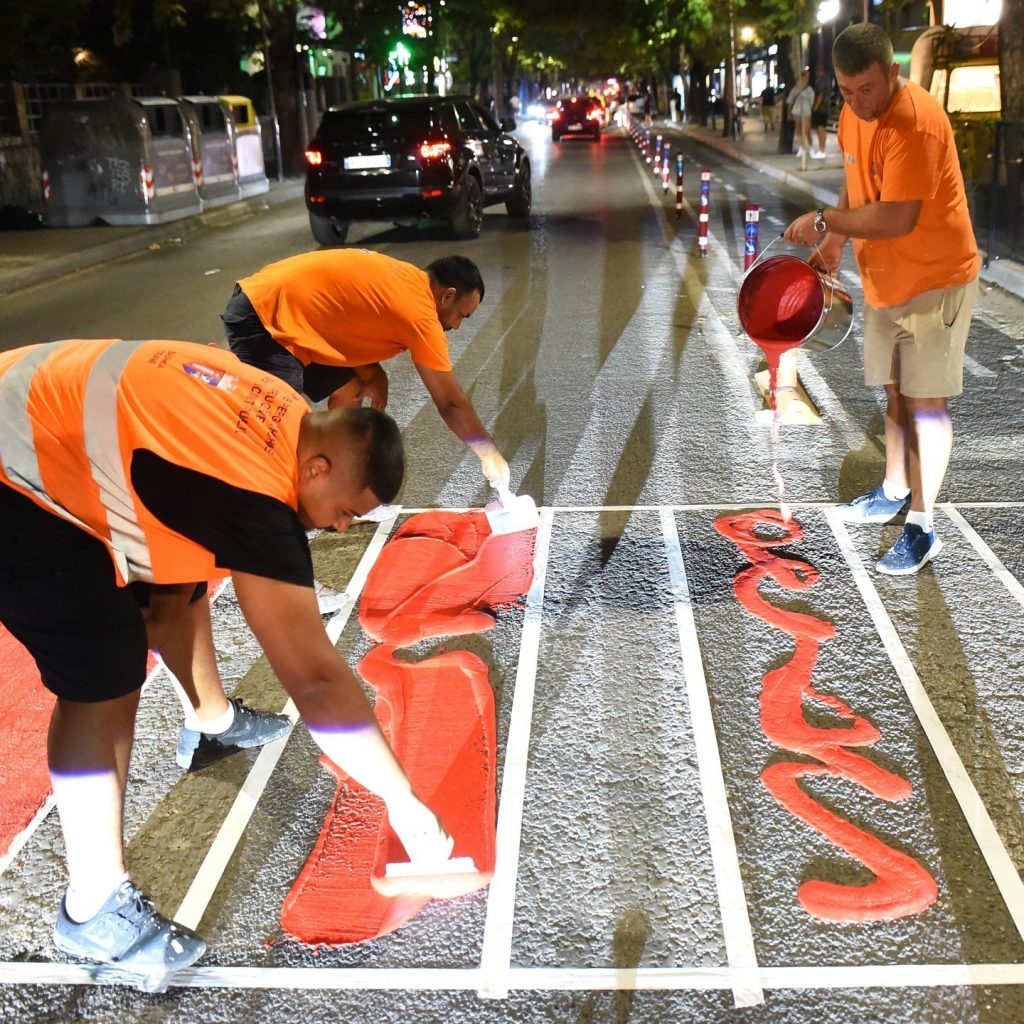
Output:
top-left (654, 134), bottom-right (662, 176)
top-left (661, 142), bottom-right (671, 193)
top-left (675, 153), bottom-right (684, 218)
top-left (644, 130), bottom-right (652, 163)
top-left (744, 203), bottom-right (760, 271)
top-left (698, 168), bottom-right (711, 257)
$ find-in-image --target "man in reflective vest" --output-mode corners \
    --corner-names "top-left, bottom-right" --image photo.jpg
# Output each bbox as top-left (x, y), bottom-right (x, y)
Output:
top-left (0, 339), bottom-right (451, 989)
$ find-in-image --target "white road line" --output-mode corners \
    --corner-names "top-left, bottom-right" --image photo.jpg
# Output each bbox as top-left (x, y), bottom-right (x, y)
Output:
top-left (5, 961), bottom-right (1024, 991)
top-left (659, 509), bottom-right (763, 1008)
top-left (173, 513), bottom-right (401, 931)
top-left (398, 501), bottom-right (1024, 515)
top-left (964, 354), bottom-right (997, 378)
top-left (477, 507), bottom-right (554, 1000)
top-left (941, 504), bottom-right (1024, 609)
top-left (825, 508), bottom-right (1024, 945)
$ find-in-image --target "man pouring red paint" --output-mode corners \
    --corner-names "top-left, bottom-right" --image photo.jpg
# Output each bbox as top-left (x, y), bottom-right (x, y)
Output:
top-left (783, 23), bottom-right (979, 575)
top-left (0, 339), bottom-right (452, 990)
top-left (222, 250), bottom-right (511, 497)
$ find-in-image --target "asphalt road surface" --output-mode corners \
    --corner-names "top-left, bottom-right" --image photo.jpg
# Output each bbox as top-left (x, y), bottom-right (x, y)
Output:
top-left (1, 119), bottom-right (1024, 1024)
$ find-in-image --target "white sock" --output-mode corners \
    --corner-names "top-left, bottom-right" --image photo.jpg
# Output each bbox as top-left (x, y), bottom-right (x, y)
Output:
top-left (906, 509), bottom-right (933, 532)
top-left (199, 701), bottom-right (236, 737)
top-left (65, 871), bottom-right (130, 923)
top-left (882, 479), bottom-right (910, 501)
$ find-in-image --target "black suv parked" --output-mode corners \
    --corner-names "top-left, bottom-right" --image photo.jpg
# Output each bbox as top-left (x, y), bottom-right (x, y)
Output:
top-left (304, 95), bottom-right (532, 245)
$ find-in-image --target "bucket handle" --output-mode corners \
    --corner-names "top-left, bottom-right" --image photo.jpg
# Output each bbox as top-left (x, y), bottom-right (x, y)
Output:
top-left (744, 232), bottom-right (841, 313)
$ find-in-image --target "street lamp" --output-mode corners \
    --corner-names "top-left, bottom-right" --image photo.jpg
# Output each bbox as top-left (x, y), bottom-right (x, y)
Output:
top-left (817, 0), bottom-right (839, 80)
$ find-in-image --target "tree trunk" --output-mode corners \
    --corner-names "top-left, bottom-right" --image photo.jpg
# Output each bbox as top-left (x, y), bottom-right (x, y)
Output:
top-left (1001, 0), bottom-right (1024, 122)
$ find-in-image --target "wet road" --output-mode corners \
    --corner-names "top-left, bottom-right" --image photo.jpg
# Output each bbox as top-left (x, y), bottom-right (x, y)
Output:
top-left (2, 120), bottom-right (1024, 1023)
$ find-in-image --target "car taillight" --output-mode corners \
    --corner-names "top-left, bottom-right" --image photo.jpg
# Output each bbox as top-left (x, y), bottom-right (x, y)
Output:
top-left (420, 140), bottom-right (451, 161)
top-left (551, 111), bottom-right (561, 121)
top-left (304, 148), bottom-right (323, 166)
top-left (587, 111), bottom-right (600, 121)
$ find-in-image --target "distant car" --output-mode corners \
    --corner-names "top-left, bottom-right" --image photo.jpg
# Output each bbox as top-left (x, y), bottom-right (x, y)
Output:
top-left (551, 96), bottom-right (604, 141)
top-left (303, 95), bottom-right (532, 244)
top-left (524, 98), bottom-right (557, 123)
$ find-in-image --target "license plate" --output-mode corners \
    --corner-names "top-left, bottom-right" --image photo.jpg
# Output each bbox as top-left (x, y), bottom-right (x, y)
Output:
top-left (344, 153), bottom-right (391, 170)
top-left (568, 124), bottom-right (583, 131)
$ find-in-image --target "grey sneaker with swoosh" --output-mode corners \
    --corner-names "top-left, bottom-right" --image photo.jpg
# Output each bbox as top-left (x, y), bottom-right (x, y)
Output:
top-left (176, 697), bottom-right (291, 770)
top-left (53, 880), bottom-right (205, 990)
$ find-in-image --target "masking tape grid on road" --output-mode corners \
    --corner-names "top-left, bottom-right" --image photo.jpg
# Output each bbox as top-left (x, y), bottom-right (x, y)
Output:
top-left (477, 506), bottom-right (554, 999)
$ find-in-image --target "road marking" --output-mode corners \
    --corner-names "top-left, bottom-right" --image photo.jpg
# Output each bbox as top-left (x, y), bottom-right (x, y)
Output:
top-left (173, 514), bottom-right (400, 931)
top-left (660, 509), bottom-right (763, 1008)
top-left (825, 508), bottom-right (1024, 946)
top-left (941, 504), bottom-right (1024, 609)
top-left (964, 354), bottom-right (997, 378)
top-left (4, 961), bottom-right (1024, 991)
top-left (478, 507), bottom-right (554, 999)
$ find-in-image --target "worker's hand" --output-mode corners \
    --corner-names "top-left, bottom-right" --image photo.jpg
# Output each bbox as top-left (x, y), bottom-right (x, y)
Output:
top-left (385, 789), bottom-right (454, 862)
top-left (782, 211), bottom-right (821, 247)
top-left (808, 235), bottom-right (845, 277)
top-left (353, 363), bottom-right (389, 410)
top-left (479, 448), bottom-right (511, 495)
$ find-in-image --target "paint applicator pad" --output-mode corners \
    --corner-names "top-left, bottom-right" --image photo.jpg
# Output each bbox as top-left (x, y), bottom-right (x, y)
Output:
top-left (372, 855), bottom-right (489, 899)
top-left (484, 492), bottom-right (540, 536)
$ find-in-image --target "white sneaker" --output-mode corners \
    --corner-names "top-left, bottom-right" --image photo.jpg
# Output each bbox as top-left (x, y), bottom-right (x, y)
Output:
top-left (314, 581), bottom-right (347, 616)
top-left (353, 503), bottom-right (399, 524)
top-left (811, 149), bottom-right (827, 159)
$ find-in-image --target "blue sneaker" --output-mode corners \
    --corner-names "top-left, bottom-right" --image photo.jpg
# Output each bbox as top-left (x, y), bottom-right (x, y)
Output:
top-left (876, 524), bottom-right (943, 575)
top-left (176, 697), bottom-right (291, 770)
top-left (53, 880), bottom-right (205, 991)
top-left (836, 485), bottom-right (909, 524)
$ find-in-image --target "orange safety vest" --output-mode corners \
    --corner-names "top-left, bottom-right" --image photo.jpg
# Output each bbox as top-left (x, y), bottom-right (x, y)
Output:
top-left (0, 339), bottom-right (307, 585)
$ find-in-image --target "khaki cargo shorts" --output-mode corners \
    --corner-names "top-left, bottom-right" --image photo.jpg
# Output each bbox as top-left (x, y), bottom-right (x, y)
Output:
top-left (862, 277), bottom-right (979, 398)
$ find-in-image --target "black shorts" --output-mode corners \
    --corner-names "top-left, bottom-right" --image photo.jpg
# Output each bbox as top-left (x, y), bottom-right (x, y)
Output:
top-left (811, 109), bottom-right (828, 128)
top-left (222, 284), bottom-right (356, 403)
top-left (0, 484), bottom-right (149, 703)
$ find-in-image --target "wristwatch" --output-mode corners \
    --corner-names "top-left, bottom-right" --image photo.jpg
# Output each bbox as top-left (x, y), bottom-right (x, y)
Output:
top-left (813, 208), bottom-right (828, 234)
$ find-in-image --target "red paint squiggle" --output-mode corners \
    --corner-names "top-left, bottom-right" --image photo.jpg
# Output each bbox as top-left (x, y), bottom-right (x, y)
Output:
top-left (714, 509), bottom-right (937, 922)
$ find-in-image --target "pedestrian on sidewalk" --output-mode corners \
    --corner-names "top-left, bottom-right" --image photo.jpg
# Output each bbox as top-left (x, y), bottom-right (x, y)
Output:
top-left (783, 23), bottom-right (979, 575)
top-left (221, 249), bottom-right (510, 495)
top-left (811, 74), bottom-right (830, 157)
top-left (786, 69), bottom-right (815, 169)
top-left (0, 339), bottom-right (453, 989)
top-left (760, 84), bottom-right (776, 131)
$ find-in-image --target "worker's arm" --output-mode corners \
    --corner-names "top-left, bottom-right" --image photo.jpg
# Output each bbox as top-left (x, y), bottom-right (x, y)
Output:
top-left (414, 363), bottom-right (510, 491)
top-left (232, 571), bottom-right (452, 861)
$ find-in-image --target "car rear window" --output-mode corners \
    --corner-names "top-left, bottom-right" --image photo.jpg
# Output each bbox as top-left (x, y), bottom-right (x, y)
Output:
top-left (320, 108), bottom-right (436, 137)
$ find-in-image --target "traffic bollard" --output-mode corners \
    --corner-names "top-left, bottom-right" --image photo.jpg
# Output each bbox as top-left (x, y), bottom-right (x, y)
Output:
top-left (644, 130), bottom-right (652, 163)
top-left (675, 153), bottom-right (684, 218)
top-left (654, 134), bottom-right (662, 176)
top-left (661, 143), bottom-right (671, 193)
top-left (744, 203), bottom-right (760, 271)
top-left (698, 168), bottom-right (711, 257)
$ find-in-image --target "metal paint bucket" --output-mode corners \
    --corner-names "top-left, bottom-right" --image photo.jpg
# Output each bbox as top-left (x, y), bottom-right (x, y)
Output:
top-left (737, 240), bottom-right (853, 353)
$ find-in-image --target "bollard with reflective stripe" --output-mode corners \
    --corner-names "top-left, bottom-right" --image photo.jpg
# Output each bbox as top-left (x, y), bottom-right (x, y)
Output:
top-left (675, 153), bottom-right (684, 218)
top-left (41, 170), bottom-right (51, 204)
top-left (654, 134), bottom-right (662, 176)
top-left (744, 203), bottom-right (760, 271)
top-left (698, 168), bottom-right (711, 257)
top-left (644, 130), bottom-right (652, 163)
top-left (661, 143), bottom-right (671, 193)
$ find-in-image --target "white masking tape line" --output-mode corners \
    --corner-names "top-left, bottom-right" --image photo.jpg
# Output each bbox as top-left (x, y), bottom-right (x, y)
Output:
top-left (825, 508), bottom-right (1024, 944)
top-left (173, 512), bottom-right (401, 931)
top-left (4, 961), bottom-right (1024, 992)
top-left (396, 501), bottom-right (1024, 515)
top-left (660, 509), bottom-right (763, 1008)
top-left (477, 506), bottom-right (554, 1000)
top-left (941, 504), bottom-right (1024, 611)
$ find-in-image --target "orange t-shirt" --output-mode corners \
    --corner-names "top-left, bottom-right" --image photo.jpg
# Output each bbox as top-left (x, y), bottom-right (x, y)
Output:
top-left (838, 79), bottom-right (978, 308)
top-left (239, 249), bottom-right (453, 372)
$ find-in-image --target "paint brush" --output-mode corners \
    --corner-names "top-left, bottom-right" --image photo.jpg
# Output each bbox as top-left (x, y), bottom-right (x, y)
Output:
top-left (371, 856), bottom-right (490, 899)
top-left (484, 484), bottom-right (540, 535)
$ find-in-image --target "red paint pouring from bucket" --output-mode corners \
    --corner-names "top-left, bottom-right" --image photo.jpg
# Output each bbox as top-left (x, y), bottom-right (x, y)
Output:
top-left (738, 256), bottom-right (824, 405)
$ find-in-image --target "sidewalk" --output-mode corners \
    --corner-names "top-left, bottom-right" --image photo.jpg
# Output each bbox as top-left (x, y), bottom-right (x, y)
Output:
top-left (663, 114), bottom-right (1024, 302)
top-left (0, 178), bottom-right (304, 298)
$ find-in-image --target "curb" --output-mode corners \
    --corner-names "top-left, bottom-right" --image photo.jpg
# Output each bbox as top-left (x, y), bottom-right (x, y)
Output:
top-left (0, 180), bottom-right (305, 298)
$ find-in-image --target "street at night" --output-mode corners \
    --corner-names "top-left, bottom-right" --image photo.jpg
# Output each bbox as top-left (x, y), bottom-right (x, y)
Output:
top-left (1, 114), bottom-right (1024, 1022)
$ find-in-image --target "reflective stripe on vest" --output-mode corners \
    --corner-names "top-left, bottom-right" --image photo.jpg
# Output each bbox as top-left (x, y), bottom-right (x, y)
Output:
top-left (0, 339), bottom-right (153, 582)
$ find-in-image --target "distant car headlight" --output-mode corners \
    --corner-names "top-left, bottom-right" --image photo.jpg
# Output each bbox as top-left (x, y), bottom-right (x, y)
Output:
top-left (527, 103), bottom-right (545, 119)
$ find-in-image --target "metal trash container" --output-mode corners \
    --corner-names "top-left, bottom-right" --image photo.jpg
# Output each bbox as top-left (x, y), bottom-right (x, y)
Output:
top-left (179, 95), bottom-right (241, 209)
top-left (218, 95), bottom-right (269, 198)
top-left (39, 96), bottom-right (202, 227)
